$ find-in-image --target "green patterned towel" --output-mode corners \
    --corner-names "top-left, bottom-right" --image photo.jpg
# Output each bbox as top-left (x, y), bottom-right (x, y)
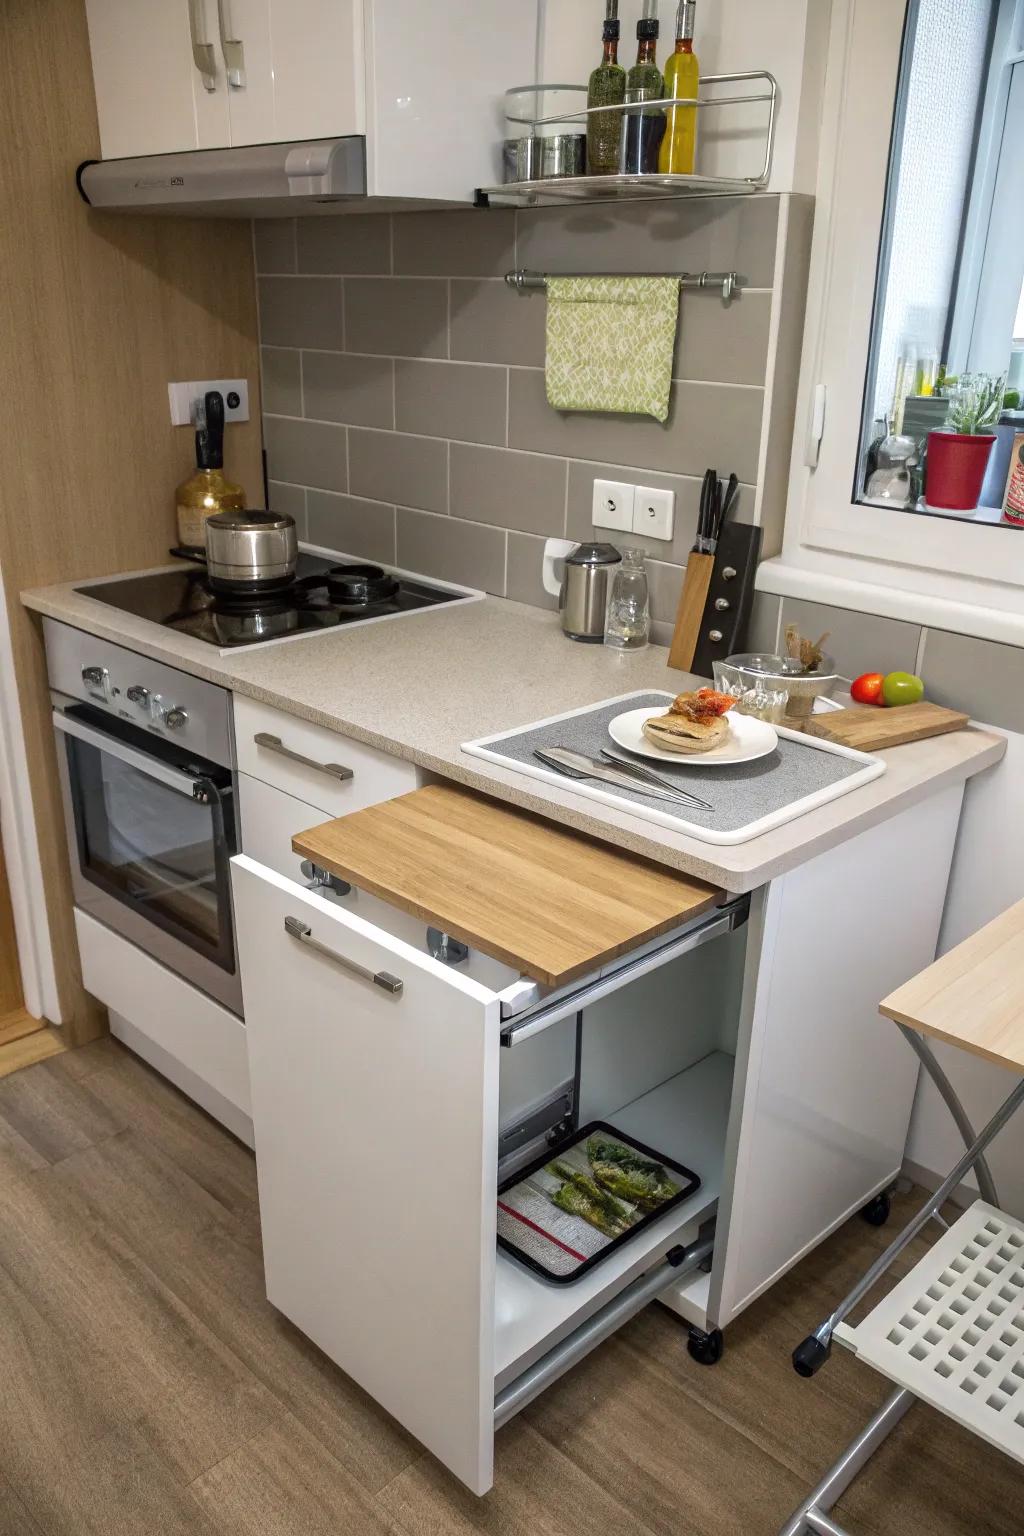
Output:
top-left (545, 275), bottom-right (679, 422)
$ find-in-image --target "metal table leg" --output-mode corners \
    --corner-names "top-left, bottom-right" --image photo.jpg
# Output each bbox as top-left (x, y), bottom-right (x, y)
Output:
top-left (896, 1023), bottom-right (999, 1206)
top-left (777, 1388), bottom-right (914, 1536)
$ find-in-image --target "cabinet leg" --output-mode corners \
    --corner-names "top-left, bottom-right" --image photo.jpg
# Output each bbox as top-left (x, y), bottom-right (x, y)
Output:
top-left (687, 1326), bottom-right (724, 1365)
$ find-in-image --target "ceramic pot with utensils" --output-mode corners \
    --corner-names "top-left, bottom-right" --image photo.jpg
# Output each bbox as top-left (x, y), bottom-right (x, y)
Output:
top-left (204, 510), bottom-right (298, 593)
top-left (542, 538), bottom-right (622, 642)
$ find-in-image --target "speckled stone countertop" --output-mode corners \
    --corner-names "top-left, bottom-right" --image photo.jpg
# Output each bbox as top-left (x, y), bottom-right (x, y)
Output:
top-left (22, 571), bottom-right (1006, 893)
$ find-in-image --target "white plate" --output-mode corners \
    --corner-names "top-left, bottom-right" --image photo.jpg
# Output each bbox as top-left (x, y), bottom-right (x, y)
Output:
top-left (608, 706), bottom-right (778, 766)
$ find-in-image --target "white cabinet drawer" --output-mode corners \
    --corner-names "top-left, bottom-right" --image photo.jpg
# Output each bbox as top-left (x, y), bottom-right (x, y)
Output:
top-left (234, 695), bottom-right (421, 817)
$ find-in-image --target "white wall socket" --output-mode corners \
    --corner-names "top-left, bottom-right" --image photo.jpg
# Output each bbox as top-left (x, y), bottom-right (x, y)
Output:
top-left (633, 484), bottom-right (675, 541)
top-left (168, 379), bottom-right (250, 427)
top-left (592, 478), bottom-right (634, 532)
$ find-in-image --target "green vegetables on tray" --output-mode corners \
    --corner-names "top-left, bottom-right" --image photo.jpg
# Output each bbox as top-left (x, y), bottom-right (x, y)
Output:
top-left (545, 1135), bottom-right (682, 1237)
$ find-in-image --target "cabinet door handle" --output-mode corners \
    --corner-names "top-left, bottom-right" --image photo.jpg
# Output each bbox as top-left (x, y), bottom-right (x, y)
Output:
top-left (284, 916), bottom-right (403, 996)
top-left (216, 0), bottom-right (246, 88)
top-left (187, 0), bottom-right (218, 91)
top-left (253, 732), bottom-right (354, 783)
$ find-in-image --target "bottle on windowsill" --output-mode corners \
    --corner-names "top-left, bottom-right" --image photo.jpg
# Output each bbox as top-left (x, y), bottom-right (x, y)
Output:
top-left (659, 0), bottom-right (699, 175)
top-left (175, 390), bottom-right (246, 552)
top-left (586, 2), bottom-right (626, 176)
top-left (621, 2), bottom-right (665, 176)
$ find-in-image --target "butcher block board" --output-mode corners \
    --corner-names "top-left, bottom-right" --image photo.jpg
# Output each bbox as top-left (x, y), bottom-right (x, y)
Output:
top-left (803, 701), bottom-right (968, 752)
top-left (292, 783), bottom-right (723, 988)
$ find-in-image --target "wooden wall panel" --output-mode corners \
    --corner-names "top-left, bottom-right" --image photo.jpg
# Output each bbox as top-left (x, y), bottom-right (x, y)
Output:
top-left (0, 0), bottom-right (263, 1042)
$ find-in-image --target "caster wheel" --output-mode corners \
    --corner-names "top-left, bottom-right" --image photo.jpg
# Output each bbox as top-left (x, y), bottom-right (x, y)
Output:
top-left (861, 1192), bottom-right (892, 1227)
top-left (687, 1327), bottom-right (724, 1366)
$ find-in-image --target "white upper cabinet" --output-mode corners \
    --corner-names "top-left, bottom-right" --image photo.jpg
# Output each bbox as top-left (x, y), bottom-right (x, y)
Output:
top-left (83, 0), bottom-right (538, 204)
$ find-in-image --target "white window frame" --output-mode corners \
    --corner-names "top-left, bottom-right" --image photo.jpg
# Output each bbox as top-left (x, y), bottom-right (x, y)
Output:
top-left (779, 0), bottom-right (1024, 621)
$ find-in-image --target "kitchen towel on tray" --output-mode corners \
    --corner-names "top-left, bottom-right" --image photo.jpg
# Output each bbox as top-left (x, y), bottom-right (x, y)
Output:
top-left (544, 275), bottom-right (679, 422)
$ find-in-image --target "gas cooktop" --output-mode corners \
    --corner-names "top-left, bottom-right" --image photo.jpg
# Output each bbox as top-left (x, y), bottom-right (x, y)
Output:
top-left (76, 553), bottom-right (475, 650)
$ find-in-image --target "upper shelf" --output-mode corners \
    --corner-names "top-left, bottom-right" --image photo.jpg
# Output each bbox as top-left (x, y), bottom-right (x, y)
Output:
top-left (479, 70), bottom-right (777, 210)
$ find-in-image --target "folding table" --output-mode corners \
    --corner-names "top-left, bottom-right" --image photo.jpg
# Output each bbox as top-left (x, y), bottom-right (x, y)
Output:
top-left (779, 896), bottom-right (1024, 1536)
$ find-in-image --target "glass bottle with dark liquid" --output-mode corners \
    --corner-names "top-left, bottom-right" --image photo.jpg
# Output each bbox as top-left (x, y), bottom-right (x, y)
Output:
top-left (621, 6), bottom-right (665, 175)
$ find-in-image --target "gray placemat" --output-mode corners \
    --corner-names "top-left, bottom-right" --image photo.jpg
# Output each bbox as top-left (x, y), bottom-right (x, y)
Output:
top-left (476, 693), bottom-right (865, 835)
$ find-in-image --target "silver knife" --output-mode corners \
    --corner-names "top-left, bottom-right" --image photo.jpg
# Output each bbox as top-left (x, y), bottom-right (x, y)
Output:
top-left (534, 748), bottom-right (711, 811)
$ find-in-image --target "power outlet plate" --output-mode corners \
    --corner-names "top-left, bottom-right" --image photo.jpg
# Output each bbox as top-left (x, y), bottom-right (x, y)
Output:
top-left (168, 379), bottom-right (250, 427)
top-left (592, 478), bottom-right (634, 532)
top-left (633, 484), bottom-right (675, 541)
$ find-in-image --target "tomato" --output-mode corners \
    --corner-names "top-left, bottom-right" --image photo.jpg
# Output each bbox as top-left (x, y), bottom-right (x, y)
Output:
top-left (882, 671), bottom-right (925, 707)
top-left (850, 672), bottom-right (884, 705)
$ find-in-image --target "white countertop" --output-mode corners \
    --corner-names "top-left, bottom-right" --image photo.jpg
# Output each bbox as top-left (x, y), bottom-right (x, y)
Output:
top-left (22, 571), bottom-right (1006, 894)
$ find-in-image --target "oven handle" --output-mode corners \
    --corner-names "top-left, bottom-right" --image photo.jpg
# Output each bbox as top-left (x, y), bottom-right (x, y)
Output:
top-left (53, 709), bottom-right (215, 800)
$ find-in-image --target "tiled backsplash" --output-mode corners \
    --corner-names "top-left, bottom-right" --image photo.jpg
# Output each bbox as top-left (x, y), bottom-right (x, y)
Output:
top-left (256, 196), bottom-right (811, 630)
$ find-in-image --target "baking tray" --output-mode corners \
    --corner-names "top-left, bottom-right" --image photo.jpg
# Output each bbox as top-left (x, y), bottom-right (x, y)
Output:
top-left (497, 1121), bottom-right (701, 1284)
top-left (463, 690), bottom-right (885, 846)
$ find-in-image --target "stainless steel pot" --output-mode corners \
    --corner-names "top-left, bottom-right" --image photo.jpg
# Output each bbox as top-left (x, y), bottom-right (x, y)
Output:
top-left (204, 510), bottom-right (297, 588)
top-left (542, 538), bottom-right (622, 642)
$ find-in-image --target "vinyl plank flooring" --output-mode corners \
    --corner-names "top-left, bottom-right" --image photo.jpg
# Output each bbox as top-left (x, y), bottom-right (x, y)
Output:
top-left (0, 1483), bottom-right (44, 1536)
top-left (0, 1024), bottom-right (65, 1081)
top-left (0, 1050), bottom-right (122, 1161)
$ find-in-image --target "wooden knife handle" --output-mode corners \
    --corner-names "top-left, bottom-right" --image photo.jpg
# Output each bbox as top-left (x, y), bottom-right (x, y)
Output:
top-left (668, 553), bottom-right (715, 673)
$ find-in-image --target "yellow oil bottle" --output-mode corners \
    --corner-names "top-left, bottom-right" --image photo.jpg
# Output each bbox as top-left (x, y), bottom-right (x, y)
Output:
top-left (659, 0), bottom-right (699, 175)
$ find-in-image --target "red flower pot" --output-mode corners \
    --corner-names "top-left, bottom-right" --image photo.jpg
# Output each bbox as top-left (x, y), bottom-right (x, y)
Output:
top-left (925, 431), bottom-right (996, 511)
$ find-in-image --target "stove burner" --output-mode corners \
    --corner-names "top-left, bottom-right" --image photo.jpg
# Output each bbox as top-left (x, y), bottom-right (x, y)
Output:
top-left (323, 563), bottom-right (400, 606)
top-left (207, 572), bottom-right (299, 602)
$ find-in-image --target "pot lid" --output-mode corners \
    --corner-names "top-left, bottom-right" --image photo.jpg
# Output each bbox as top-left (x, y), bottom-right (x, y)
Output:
top-left (566, 542), bottom-right (622, 565)
top-left (206, 510), bottom-right (296, 531)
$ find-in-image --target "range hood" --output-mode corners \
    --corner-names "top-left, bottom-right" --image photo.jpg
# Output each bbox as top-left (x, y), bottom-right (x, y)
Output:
top-left (77, 138), bottom-right (371, 217)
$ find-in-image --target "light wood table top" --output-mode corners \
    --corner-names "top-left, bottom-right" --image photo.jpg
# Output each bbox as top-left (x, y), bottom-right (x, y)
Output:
top-left (880, 898), bottom-right (1024, 1073)
top-left (293, 783), bottom-right (723, 988)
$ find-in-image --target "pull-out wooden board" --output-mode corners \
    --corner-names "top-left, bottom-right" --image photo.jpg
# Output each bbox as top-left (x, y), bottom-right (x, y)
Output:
top-left (880, 897), bottom-right (1024, 1073)
top-left (804, 700), bottom-right (968, 751)
top-left (293, 783), bottom-right (723, 988)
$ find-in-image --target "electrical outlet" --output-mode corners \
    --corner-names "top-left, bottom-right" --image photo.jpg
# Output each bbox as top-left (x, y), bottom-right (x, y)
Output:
top-left (633, 484), bottom-right (675, 541)
top-left (168, 379), bottom-right (250, 427)
top-left (592, 478), bottom-right (634, 532)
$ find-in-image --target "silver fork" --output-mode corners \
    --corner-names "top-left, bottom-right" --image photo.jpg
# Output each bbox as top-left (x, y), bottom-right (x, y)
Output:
top-left (600, 749), bottom-right (715, 813)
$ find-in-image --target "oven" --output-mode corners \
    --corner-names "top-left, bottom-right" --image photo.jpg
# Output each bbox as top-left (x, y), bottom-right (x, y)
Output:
top-left (46, 620), bottom-right (242, 1015)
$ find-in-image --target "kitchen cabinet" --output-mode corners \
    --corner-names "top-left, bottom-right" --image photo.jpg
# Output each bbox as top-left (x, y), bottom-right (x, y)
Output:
top-left (230, 777), bottom-right (967, 1495)
top-left (83, 0), bottom-right (536, 204)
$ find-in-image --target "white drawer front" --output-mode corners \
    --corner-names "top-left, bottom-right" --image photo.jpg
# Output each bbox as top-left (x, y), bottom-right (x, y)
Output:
top-left (234, 695), bottom-right (421, 817)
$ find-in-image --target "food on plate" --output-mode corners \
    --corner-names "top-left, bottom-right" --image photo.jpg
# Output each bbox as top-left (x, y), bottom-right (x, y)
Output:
top-left (586, 1135), bottom-right (681, 1212)
top-left (547, 1161), bottom-right (636, 1237)
top-left (881, 671), bottom-right (925, 707)
top-left (643, 687), bottom-right (735, 754)
top-left (850, 671), bottom-right (885, 706)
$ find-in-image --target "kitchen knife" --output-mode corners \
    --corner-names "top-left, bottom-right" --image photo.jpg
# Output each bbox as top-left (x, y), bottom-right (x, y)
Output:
top-left (535, 747), bottom-right (711, 810)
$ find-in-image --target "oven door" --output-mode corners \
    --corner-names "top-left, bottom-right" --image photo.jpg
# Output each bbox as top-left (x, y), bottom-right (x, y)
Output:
top-left (54, 703), bottom-right (242, 1014)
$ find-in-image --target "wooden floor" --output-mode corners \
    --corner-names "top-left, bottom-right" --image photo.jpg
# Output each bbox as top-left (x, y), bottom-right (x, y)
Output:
top-left (0, 1041), bottom-right (1018, 1536)
top-left (0, 1012), bottom-right (65, 1079)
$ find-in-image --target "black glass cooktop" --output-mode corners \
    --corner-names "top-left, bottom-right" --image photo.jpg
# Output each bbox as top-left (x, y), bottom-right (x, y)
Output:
top-left (76, 554), bottom-right (467, 649)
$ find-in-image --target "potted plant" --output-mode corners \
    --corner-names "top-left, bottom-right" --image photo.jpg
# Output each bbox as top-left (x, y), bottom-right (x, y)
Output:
top-left (925, 373), bottom-right (1004, 514)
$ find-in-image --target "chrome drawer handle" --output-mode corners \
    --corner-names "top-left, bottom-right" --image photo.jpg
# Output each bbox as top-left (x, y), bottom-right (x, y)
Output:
top-left (284, 916), bottom-right (403, 996)
top-left (254, 732), bottom-right (354, 782)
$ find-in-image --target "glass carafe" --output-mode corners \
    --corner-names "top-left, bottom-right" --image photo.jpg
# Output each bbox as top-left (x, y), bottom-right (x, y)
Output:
top-left (604, 548), bottom-right (651, 650)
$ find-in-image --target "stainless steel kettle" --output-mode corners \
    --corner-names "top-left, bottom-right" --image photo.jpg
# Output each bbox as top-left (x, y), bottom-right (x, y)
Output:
top-left (542, 538), bottom-right (622, 642)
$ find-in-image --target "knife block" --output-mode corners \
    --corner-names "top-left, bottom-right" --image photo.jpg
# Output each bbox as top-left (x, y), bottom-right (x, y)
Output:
top-left (667, 522), bottom-right (762, 678)
top-left (667, 554), bottom-right (714, 672)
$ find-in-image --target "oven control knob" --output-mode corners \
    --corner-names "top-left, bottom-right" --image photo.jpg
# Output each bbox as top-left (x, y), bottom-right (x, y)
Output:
top-left (126, 685), bottom-right (150, 706)
top-left (162, 706), bottom-right (188, 730)
top-left (81, 665), bottom-right (110, 699)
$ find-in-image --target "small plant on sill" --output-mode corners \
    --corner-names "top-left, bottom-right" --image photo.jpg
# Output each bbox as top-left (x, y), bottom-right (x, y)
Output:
top-left (943, 373), bottom-right (1006, 436)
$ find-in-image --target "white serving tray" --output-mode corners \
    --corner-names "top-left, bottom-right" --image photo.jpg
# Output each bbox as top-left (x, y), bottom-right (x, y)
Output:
top-left (462, 690), bottom-right (885, 846)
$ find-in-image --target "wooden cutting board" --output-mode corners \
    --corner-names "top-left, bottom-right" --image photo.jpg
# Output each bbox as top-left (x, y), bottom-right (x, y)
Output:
top-left (803, 700), bottom-right (969, 751)
top-left (293, 783), bottom-right (723, 988)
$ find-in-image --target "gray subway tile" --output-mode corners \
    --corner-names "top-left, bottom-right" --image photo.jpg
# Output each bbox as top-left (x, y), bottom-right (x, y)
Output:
top-left (516, 195), bottom-right (780, 289)
top-left (779, 597), bottom-right (921, 682)
top-left (258, 276), bottom-right (343, 350)
top-left (297, 215), bottom-right (391, 275)
top-left (267, 480), bottom-right (307, 537)
top-left (509, 368), bottom-right (763, 482)
top-left (450, 279), bottom-right (547, 367)
top-left (920, 629), bottom-right (1024, 732)
top-left (396, 508), bottom-right (506, 595)
top-left (506, 531), bottom-right (559, 612)
top-left (450, 444), bottom-right (565, 536)
top-left (263, 416), bottom-right (347, 494)
top-left (254, 219), bottom-right (296, 274)
top-left (392, 210), bottom-right (515, 277)
top-left (674, 291), bottom-right (772, 385)
top-left (344, 278), bottom-right (447, 359)
top-left (566, 459), bottom-right (753, 567)
top-left (307, 491), bottom-right (396, 565)
top-left (395, 360), bottom-right (506, 447)
top-left (261, 347), bottom-right (302, 417)
top-left (303, 352), bottom-right (394, 429)
top-left (646, 560), bottom-right (686, 625)
top-left (348, 428), bottom-right (447, 514)
top-left (744, 592), bottom-right (782, 656)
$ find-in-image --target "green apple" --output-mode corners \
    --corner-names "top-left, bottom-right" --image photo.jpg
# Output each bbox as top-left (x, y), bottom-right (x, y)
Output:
top-left (882, 671), bottom-right (925, 707)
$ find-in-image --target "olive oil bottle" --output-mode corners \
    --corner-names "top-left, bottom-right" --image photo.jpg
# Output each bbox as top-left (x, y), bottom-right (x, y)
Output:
top-left (586, 2), bottom-right (626, 176)
top-left (621, 2), bottom-right (665, 176)
top-left (659, 0), bottom-right (699, 174)
top-left (175, 391), bottom-right (246, 551)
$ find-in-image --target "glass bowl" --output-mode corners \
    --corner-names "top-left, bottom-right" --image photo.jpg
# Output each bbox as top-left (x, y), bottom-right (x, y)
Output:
top-left (714, 653), bottom-right (838, 727)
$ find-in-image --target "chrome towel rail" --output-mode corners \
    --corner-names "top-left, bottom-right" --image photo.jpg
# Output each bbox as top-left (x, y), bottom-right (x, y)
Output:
top-left (504, 268), bottom-right (740, 301)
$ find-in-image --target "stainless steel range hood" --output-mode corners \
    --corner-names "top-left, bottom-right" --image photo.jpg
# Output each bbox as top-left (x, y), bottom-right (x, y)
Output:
top-left (77, 138), bottom-right (369, 217)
